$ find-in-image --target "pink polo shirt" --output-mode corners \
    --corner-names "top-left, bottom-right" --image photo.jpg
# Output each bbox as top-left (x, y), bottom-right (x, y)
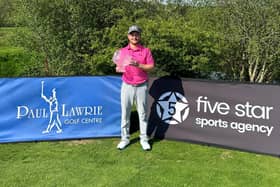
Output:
top-left (119, 44), bottom-right (154, 85)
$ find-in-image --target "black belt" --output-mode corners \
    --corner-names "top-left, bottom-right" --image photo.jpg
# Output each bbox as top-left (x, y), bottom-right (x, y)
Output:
top-left (127, 81), bottom-right (147, 87)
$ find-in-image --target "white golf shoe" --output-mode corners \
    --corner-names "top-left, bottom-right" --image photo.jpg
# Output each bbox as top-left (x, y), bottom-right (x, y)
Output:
top-left (140, 140), bottom-right (151, 151)
top-left (117, 140), bottom-right (130, 150)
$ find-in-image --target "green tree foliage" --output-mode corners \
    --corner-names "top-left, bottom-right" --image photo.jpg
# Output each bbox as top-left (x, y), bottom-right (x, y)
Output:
top-left (9, 0), bottom-right (280, 82)
top-left (140, 17), bottom-right (221, 77)
top-left (14, 0), bottom-right (166, 76)
top-left (13, 0), bottom-right (222, 78)
top-left (218, 0), bottom-right (280, 82)
top-left (0, 0), bottom-right (17, 26)
top-left (0, 27), bottom-right (42, 77)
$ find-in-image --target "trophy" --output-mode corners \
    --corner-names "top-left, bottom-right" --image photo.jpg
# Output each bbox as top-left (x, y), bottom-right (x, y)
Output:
top-left (112, 50), bottom-right (132, 72)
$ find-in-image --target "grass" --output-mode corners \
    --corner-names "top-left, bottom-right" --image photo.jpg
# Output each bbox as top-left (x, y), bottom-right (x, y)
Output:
top-left (0, 132), bottom-right (280, 187)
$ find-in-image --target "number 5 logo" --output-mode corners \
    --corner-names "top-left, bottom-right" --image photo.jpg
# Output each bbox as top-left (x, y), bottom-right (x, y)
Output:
top-left (156, 91), bottom-right (189, 125)
top-left (168, 102), bottom-right (176, 115)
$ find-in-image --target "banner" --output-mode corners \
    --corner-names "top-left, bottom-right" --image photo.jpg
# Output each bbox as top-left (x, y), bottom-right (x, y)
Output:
top-left (0, 76), bottom-right (121, 143)
top-left (147, 76), bottom-right (280, 156)
top-left (2, 75), bottom-right (280, 156)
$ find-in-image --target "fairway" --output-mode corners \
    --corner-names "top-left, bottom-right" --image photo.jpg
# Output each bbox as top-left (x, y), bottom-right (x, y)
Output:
top-left (0, 132), bottom-right (280, 187)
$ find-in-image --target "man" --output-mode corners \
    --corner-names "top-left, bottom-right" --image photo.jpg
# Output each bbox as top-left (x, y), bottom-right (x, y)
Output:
top-left (115, 25), bottom-right (155, 151)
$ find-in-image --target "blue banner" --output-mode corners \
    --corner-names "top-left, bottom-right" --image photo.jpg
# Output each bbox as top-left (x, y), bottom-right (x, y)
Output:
top-left (0, 76), bottom-right (122, 143)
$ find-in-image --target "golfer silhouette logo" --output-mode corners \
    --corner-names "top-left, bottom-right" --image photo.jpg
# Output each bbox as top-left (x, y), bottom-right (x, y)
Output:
top-left (41, 81), bottom-right (63, 134)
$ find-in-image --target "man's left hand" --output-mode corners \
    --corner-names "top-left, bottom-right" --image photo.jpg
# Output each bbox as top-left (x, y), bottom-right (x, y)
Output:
top-left (129, 60), bottom-right (139, 67)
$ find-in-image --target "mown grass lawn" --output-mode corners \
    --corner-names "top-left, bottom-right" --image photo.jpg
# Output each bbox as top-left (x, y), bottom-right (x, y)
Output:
top-left (1, 132), bottom-right (280, 187)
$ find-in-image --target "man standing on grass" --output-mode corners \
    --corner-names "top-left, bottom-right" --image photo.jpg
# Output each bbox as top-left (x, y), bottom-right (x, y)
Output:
top-left (114, 25), bottom-right (155, 151)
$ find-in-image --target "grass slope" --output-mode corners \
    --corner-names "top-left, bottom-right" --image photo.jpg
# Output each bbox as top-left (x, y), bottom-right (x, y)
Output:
top-left (0, 132), bottom-right (280, 187)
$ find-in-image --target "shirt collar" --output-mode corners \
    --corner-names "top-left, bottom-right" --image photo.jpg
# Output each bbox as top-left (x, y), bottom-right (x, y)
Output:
top-left (126, 44), bottom-right (143, 51)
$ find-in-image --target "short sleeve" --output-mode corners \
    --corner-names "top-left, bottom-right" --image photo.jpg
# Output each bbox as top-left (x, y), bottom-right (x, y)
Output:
top-left (145, 48), bottom-right (155, 65)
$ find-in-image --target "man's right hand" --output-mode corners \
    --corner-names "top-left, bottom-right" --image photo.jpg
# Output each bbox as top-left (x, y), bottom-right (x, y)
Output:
top-left (116, 67), bottom-right (124, 73)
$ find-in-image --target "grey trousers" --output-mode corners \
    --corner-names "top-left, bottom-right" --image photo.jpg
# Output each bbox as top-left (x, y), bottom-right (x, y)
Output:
top-left (120, 81), bottom-right (148, 141)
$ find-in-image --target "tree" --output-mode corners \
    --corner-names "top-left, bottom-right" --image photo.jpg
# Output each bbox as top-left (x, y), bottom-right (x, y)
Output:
top-left (14, 0), bottom-right (167, 76)
top-left (12, 0), bottom-right (223, 78)
top-left (219, 0), bottom-right (280, 83)
top-left (14, 0), bottom-right (130, 76)
top-left (135, 16), bottom-right (221, 78)
top-left (0, 0), bottom-right (17, 26)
